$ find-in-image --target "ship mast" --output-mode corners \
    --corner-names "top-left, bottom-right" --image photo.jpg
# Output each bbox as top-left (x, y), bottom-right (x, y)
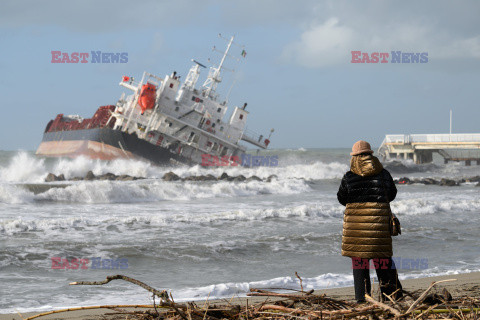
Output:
top-left (202, 35), bottom-right (234, 99)
top-left (183, 60), bottom-right (205, 90)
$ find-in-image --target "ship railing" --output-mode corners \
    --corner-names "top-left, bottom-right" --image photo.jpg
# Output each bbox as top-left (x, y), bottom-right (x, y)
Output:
top-left (119, 79), bottom-right (141, 92)
top-left (143, 72), bottom-right (163, 86)
top-left (243, 128), bottom-right (263, 141)
top-left (149, 109), bottom-right (244, 151)
top-left (119, 72), bottom-right (163, 93)
top-left (241, 128), bottom-right (267, 149)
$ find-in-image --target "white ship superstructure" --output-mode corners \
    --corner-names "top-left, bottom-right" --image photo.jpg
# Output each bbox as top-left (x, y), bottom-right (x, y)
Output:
top-left (109, 35), bottom-right (272, 165)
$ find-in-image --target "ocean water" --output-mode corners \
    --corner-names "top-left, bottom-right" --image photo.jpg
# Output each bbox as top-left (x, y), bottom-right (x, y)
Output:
top-left (0, 149), bottom-right (479, 313)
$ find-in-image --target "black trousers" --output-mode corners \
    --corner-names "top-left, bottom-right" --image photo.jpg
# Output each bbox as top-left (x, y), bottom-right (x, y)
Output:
top-left (351, 257), bottom-right (403, 302)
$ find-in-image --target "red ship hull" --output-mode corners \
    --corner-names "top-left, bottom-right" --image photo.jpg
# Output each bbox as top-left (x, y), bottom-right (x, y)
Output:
top-left (36, 105), bottom-right (192, 165)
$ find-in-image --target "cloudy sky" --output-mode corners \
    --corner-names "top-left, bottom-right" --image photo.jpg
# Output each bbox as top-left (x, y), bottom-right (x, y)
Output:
top-left (1, 0), bottom-right (479, 150)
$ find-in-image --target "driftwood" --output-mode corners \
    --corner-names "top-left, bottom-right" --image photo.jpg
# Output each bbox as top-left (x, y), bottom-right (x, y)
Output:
top-left (23, 274), bottom-right (478, 320)
top-left (365, 294), bottom-right (401, 316)
top-left (70, 274), bottom-right (170, 301)
top-left (295, 271), bottom-right (304, 292)
top-left (70, 274), bottom-right (188, 320)
top-left (24, 305), bottom-right (158, 320)
top-left (259, 304), bottom-right (377, 316)
top-left (248, 288), bottom-right (352, 310)
top-left (404, 279), bottom-right (457, 314)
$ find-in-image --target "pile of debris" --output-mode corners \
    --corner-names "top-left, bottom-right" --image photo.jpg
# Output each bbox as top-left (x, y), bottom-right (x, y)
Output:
top-left (25, 275), bottom-right (480, 320)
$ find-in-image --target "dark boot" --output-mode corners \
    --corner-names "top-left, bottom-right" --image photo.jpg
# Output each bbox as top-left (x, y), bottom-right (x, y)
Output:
top-left (352, 258), bottom-right (371, 302)
top-left (375, 257), bottom-right (403, 301)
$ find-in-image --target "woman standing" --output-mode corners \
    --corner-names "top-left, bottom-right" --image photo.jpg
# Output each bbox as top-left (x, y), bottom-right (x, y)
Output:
top-left (337, 140), bottom-right (402, 303)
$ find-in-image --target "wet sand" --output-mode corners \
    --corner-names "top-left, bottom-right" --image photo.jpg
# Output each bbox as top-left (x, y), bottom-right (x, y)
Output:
top-left (2, 272), bottom-right (479, 320)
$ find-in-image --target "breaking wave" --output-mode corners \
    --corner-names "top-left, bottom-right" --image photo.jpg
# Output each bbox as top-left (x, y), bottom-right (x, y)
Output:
top-left (0, 203), bottom-right (340, 235)
top-left (392, 191), bottom-right (480, 216)
top-left (0, 152), bottom-right (348, 184)
top-left (173, 160), bottom-right (348, 180)
top-left (35, 178), bottom-right (310, 203)
top-left (0, 152), bottom-right (160, 183)
top-left (0, 184), bottom-right (35, 204)
top-left (0, 152), bottom-right (47, 183)
top-left (3, 191), bottom-right (480, 235)
top-left (172, 267), bottom-right (480, 302)
top-left (173, 273), bottom-right (353, 301)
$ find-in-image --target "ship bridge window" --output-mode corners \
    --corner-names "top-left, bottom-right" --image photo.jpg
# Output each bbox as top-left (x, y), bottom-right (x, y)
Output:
top-left (239, 114), bottom-right (244, 120)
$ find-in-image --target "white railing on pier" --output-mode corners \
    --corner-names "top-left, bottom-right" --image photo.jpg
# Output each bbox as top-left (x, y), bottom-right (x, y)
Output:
top-left (385, 133), bottom-right (480, 144)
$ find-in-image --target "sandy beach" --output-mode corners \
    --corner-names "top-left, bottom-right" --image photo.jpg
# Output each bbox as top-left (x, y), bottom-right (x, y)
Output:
top-left (2, 272), bottom-right (479, 320)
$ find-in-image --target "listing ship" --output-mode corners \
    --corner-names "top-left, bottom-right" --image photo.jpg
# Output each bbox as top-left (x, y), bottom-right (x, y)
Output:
top-left (36, 35), bottom-right (273, 166)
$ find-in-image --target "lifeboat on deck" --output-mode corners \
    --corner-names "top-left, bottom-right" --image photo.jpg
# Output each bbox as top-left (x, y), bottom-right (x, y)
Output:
top-left (138, 83), bottom-right (157, 114)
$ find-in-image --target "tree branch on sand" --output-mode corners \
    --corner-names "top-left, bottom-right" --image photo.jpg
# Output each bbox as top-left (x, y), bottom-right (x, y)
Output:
top-left (25, 274), bottom-right (475, 320)
top-left (70, 274), bottom-right (188, 320)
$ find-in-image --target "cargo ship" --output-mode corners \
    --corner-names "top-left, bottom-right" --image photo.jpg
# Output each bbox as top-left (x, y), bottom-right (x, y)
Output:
top-left (36, 35), bottom-right (273, 166)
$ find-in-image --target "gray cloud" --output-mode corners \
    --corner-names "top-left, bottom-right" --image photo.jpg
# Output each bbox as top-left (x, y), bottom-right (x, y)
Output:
top-left (281, 0), bottom-right (480, 67)
top-left (0, 0), bottom-right (326, 32)
top-left (0, 0), bottom-right (199, 32)
top-left (2, 0), bottom-right (479, 68)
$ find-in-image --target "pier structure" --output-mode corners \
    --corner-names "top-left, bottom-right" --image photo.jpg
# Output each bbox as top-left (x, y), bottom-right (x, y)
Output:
top-left (378, 134), bottom-right (480, 164)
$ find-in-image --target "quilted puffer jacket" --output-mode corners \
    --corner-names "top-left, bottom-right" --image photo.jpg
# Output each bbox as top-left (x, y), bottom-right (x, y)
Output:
top-left (337, 154), bottom-right (397, 258)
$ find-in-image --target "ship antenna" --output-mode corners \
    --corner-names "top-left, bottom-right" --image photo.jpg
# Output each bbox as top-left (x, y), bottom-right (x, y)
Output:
top-left (202, 34), bottom-right (243, 99)
top-left (225, 78), bottom-right (238, 103)
top-left (193, 59), bottom-right (207, 68)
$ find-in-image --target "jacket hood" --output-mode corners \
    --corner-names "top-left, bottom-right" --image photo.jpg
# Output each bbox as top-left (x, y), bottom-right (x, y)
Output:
top-left (350, 154), bottom-right (383, 177)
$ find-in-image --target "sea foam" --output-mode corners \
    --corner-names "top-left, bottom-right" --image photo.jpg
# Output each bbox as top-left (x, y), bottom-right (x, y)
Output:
top-left (0, 151), bottom-right (348, 183)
